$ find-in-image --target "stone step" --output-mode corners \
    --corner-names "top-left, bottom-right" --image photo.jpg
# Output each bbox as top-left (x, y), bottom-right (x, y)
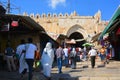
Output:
top-left (78, 77), bottom-right (120, 80)
top-left (50, 60), bottom-right (120, 80)
top-left (59, 77), bottom-right (120, 80)
top-left (76, 61), bottom-right (105, 68)
top-left (32, 75), bottom-right (120, 80)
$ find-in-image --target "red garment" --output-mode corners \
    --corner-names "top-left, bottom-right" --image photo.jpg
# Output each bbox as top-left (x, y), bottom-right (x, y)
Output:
top-left (68, 48), bottom-right (71, 54)
top-left (116, 27), bottom-right (120, 35)
top-left (106, 54), bottom-right (111, 59)
top-left (76, 48), bottom-right (79, 52)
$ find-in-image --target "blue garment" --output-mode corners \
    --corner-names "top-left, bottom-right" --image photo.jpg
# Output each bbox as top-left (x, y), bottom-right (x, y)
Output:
top-left (64, 57), bottom-right (69, 66)
top-left (5, 47), bottom-right (14, 56)
top-left (100, 54), bottom-right (106, 61)
top-left (57, 57), bottom-right (62, 73)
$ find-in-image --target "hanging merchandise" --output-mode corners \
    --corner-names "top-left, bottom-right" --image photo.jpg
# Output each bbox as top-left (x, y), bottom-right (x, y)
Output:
top-left (116, 27), bottom-right (120, 35)
top-left (103, 33), bottom-right (109, 40)
top-left (11, 21), bottom-right (19, 27)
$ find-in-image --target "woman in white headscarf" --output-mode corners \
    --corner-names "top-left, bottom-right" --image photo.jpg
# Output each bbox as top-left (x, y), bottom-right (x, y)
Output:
top-left (41, 42), bottom-right (54, 80)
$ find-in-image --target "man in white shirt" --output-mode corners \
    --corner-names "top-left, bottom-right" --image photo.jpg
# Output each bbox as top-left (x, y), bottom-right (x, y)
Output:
top-left (88, 46), bottom-right (97, 68)
top-left (25, 38), bottom-right (37, 80)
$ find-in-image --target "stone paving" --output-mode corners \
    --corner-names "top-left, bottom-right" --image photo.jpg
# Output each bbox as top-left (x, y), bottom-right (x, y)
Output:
top-left (0, 58), bottom-right (120, 80)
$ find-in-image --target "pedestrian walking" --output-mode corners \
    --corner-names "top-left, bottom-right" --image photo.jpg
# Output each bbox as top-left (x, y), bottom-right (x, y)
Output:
top-left (83, 46), bottom-right (87, 61)
top-left (63, 46), bottom-right (69, 67)
top-left (68, 46), bottom-right (72, 65)
top-left (25, 38), bottom-right (37, 80)
top-left (88, 46), bottom-right (97, 68)
top-left (69, 47), bottom-right (77, 69)
top-left (41, 42), bottom-right (54, 80)
top-left (99, 46), bottom-right (106, 64)
top-left (55, 45), bottom-right (64, 73)
top-left (106, 42), bottom-right (112, 64)
top-left (16, 39), bottom-right (28, 78)
top-left (5, 43), bottom-right (16, 72)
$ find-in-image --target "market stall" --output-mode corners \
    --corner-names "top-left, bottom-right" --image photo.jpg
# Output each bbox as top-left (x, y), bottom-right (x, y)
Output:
top-left (98, 6), bottom-right (120, 60)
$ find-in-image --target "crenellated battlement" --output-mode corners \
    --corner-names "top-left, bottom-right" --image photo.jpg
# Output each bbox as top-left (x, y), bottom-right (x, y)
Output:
top-left (23, 10), bottom-right (104, 41)
top-left (23, 10), bottom-right (101, 21)
top-left (23, 10), bottom-right (101, 22)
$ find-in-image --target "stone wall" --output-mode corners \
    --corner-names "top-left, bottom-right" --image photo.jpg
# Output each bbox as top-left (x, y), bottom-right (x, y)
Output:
top-left (23, 11), bottom-right (108, 41)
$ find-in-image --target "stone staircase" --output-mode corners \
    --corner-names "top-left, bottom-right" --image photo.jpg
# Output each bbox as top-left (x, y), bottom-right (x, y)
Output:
top-left (31, 57), bottom-right (120, 80)
top-left (50, 57), bottom-right (120, 80)
top-left (0, 57), bottom-right (120, 80)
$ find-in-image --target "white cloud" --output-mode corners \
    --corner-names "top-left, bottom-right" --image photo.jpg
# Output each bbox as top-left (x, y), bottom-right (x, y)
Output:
top-left (48, 0), bottom-right (66, 9)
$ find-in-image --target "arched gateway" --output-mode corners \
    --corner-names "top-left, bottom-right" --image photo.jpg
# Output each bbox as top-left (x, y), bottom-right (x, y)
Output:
top-left (66, 25), bottom-right (87, 47)
top-left (24, 10), bottom-right (107, 46)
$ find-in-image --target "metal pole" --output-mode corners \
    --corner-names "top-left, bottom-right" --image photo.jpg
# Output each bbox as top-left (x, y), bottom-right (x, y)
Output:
top-left (7, 0), bottom-right (10, 41)
top-left (7, 0), bottom-right (10, 14)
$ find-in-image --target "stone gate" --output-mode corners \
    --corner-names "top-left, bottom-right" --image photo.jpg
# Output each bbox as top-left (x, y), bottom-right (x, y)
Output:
top-left (23, 10), bottom-right (108, 46)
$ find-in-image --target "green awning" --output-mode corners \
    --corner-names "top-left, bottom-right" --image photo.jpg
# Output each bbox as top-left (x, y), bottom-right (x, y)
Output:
top-left (98, 6), bottom-right (120, 40)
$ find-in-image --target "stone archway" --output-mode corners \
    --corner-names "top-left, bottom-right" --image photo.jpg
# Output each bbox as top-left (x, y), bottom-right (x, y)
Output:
top-left (67, 24), bottom-right (88, 39)
top-left (66, 24), bottom-right (88, 47)
top-left (69, 32), bottom-right (83, 40)
top-left (69, 32), bottom-right (85, 47)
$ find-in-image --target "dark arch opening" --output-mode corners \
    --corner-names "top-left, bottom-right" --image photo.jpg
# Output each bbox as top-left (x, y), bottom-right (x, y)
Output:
top-left (69, 32), bottom-right (86, 47)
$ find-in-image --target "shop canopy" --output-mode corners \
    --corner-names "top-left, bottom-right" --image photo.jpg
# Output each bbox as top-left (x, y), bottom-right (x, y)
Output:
top-left (0, 14), bottom-right (45, 34)
top-left (91, 32), bottom-right (101, 42)
top-left (66, 39), bottom-right (76, 44)
top-left (98, 6), bottom-right (120, 40)
top-left (0, 14), bottom-right (58, 45)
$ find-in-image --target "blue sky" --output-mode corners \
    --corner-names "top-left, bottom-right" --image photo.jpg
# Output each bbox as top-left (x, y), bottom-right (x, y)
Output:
top-left (1, 0), bottom-right (120, 20)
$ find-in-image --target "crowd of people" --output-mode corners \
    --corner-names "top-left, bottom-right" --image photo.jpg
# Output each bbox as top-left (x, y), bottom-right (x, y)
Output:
top-left (4, 38), bottom-right (37, 80)
top-left (3, 38), bottom-right (113, 80)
